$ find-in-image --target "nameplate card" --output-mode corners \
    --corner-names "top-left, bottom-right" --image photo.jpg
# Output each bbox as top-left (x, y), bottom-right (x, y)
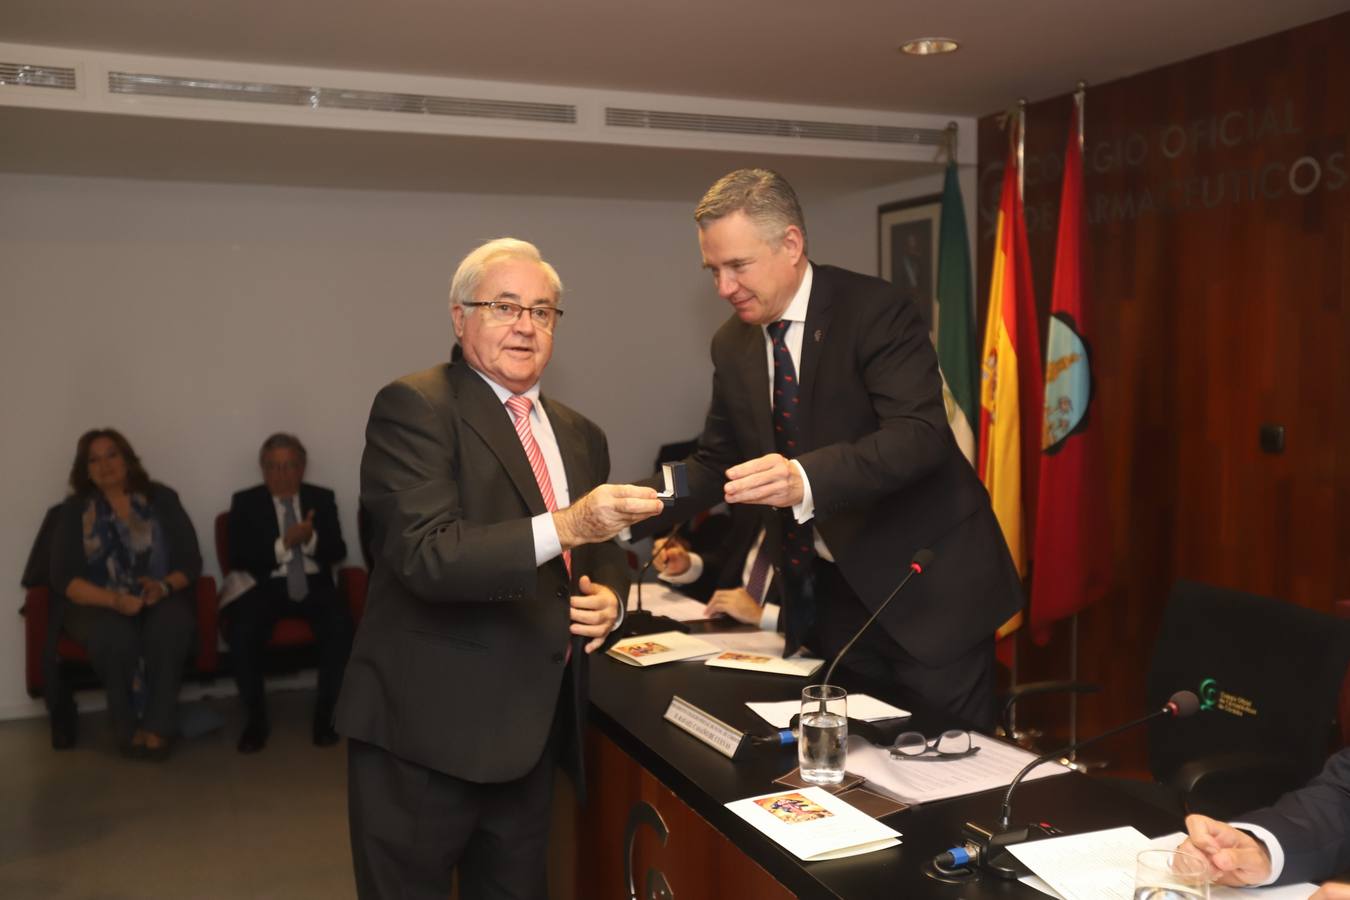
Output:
top-left (664, 695), bottom-right (747, 760)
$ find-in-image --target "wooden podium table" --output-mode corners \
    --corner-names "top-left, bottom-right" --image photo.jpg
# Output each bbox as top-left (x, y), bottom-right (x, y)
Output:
top-left (576, 653), bottom-right (1179, 899)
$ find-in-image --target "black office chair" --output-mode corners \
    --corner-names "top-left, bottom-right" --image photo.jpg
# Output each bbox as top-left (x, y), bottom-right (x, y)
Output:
top-left (1109, 579), bottom-right (1350, 821)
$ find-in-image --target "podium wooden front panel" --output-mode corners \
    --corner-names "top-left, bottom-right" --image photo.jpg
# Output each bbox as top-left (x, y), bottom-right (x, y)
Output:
top-left (576, 727), bottom-right (793, 899)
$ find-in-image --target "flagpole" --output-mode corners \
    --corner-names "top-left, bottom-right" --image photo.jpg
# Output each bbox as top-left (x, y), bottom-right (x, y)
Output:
top-left (1068, 82), bottom-right (1085, 765)
top-left (1017, 99), bottom-right (1026, 202)
top-left (1006, 98), bottom-right (1027, 740)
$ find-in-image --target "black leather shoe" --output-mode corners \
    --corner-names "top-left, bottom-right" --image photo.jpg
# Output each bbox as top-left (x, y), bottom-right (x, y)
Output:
top-left (50, 699), bottom-right (77, 750)
top-left (312, 723), bottom-right (340, 747)
top-left (237, 717), bottom-right (269, 754)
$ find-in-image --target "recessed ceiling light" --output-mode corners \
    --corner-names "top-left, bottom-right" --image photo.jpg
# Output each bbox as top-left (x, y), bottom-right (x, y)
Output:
top-left (900, 37), bottom-right (959, 56)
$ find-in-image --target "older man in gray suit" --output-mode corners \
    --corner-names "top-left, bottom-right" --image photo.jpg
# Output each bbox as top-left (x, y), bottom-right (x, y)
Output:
top-left (336, 237), bottom-right (663, 900)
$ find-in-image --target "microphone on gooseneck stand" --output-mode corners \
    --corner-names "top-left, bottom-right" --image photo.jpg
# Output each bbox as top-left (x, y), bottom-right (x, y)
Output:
top-left (818, 548), bottom-right (934, 690)
top-left (932, 690), bottom-right (1202, 879)
top-left (622, 523), bottom-right (690, 637)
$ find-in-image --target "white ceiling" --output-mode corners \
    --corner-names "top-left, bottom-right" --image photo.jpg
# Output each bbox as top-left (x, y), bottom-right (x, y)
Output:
top-left (3, 0), bottom-right (1348, 116)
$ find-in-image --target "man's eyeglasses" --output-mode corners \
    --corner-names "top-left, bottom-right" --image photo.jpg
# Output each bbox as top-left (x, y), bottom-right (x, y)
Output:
top-left (462, 300), bottom-right (563, 332)
top-left (888, 729), bottom-right (979, 761)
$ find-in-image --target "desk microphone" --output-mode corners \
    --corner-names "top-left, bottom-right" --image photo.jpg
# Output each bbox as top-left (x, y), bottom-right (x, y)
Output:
top-left (935, 690), bottom-right (1201, 879)
top-left (623, 523), bottom-right (690, 637)
top-left (817, 549), bottom-right (933, 689)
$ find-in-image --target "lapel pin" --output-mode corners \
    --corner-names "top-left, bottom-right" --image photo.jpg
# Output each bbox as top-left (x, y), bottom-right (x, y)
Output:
top-left (814, 329), bottom-right (823, 343)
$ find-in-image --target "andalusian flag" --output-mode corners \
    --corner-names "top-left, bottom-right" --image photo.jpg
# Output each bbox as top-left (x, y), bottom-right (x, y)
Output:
top-left (935, 161), bottom-right (977, 465)
top-left (979, 140), bottom-right (1044, 586)
top-left (1031, 99), bottom-right (1109, 643)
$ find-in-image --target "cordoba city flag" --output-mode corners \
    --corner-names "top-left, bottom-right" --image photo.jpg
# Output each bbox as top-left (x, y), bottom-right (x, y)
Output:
top-left (1030, 100), bottom-right (1109, 642)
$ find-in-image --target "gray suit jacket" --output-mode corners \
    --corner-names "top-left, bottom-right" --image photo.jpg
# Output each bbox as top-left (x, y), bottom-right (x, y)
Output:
top-left (1245, 747), bottom-right (1350, 885)
top-left (335, 362), bottom-right (629, 786)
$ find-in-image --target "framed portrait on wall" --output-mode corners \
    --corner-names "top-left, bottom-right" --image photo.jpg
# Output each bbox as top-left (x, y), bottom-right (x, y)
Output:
top-left (878, 194), bottom-right (942, 333)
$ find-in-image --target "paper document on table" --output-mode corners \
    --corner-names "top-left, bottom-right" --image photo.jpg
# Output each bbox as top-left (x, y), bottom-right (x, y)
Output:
top-left (606, 631), bottom-right (719, 667)
top-left (847, 733), bottom-right (1068, 804)
top-left (748, 695), bottom-right (911, 729)
top-left (724, 786), bottom-right (901, 862)
top-left (1008, 826), bottom-right (1146, 900)
top-left (626, 583), bottom-right (708, 621)
top-left (1012, 828), bottom-right (1319, 900)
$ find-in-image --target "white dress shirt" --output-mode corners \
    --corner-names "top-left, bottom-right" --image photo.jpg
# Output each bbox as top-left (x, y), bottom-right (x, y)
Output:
top-left (469, 369), bottom-right (570, 567)
top-left (659, 527), bottom-right (781, 631)
top-left (762, 263), bottom-right (833, 562)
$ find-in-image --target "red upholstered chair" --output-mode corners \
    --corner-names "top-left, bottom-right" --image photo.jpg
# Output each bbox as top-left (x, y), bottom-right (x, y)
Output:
top-left (22, 578), bottom-right (220, 699)
top-left (213, 512), bottom-right (366, 650)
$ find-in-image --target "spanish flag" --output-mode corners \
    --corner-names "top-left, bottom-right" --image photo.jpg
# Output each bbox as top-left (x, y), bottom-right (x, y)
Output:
top-left (979, 139), bottom-right (1044, 601)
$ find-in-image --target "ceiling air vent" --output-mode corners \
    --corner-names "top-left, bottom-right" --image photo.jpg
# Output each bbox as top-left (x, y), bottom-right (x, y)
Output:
top-left (0, 62), bottom-right (77, 90)
top-left (606, 107), bottom-right (942, 147)
top-left (107, 72), bottom-right (577, 124)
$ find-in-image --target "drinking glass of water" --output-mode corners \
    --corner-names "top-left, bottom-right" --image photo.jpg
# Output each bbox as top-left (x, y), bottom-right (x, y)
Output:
top-left (799, 684), bottom-right (847, 785)
top-left (1134, 849), bottom-right (1209, 900)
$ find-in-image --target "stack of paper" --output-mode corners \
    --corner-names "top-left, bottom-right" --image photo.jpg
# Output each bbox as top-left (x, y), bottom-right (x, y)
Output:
top-left (725, 786), bottom-right (901, 862)
top-left (845, 733), bottom-right (1069, 805)
top-left (746, 695), bottom-right (911, 728)
top-left (606, 631), bottom-right (718, 667)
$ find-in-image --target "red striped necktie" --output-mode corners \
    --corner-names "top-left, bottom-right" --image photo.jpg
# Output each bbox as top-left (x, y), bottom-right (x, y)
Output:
top-left (505, 395), bottom-right (570, 575)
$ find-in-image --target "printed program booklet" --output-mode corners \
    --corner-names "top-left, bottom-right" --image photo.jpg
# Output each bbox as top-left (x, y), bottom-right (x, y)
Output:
top-left (705, 650), bottom-right (824, 678)
top-left (725, 786), bottom-right (901, 862)
top-left (606, 631), bottom-right (719, 667)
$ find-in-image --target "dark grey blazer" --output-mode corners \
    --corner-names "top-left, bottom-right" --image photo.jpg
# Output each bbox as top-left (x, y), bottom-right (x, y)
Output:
top-left (1245, 747), bottom-right (1350, 885)
top-left (335, 362), bottom-right (629, 787)
top-left (668, 262), bottom-right (1022, 667)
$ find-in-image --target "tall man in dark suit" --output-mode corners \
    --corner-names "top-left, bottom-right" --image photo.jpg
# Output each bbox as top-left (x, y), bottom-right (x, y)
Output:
top-left (1180, 747), bottom-right (1350, 895)
top-left (660, 168), bottom-right (1022, 729)
top-left (336, 238), bottom-right (663, 899)
top-left (225, 432), bottom-right (353, 753)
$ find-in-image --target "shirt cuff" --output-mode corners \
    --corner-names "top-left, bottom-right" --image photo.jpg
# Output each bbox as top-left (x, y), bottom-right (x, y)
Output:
top-left (760, 603), bottom-right (780, 632)
top-left (273, 537), bottom-right (290, 565)
top-left (658, 553), bottom-right (705, 585)
top-left (790, 460), bottom-right (815, 524)
top-left (532, 513), bottom-right (563, 568)
top-left (1230, 821), bottom-right (1283, 886)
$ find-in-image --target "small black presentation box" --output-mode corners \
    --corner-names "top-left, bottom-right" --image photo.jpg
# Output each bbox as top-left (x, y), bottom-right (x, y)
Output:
top-left (655, 462), bottom-right (689, 507)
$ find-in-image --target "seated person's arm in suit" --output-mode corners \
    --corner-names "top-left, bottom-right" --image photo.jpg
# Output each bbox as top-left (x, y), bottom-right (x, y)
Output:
top-left (1182, 747), bottom-right (1350, 888)
top-left (228, 491), bottom-right (282, 584)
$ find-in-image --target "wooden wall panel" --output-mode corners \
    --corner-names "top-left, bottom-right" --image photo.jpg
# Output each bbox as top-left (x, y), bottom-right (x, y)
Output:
top-left (977, 13), bottom-right (1350, 770)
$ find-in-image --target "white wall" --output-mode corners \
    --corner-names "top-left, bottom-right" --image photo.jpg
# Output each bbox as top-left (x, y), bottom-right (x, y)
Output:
top-left (0, 166), bottom-right (970, 720)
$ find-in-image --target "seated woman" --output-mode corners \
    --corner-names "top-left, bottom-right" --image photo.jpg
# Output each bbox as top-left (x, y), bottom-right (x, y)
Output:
top-left (49, 428), bottom-right (201, 760)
